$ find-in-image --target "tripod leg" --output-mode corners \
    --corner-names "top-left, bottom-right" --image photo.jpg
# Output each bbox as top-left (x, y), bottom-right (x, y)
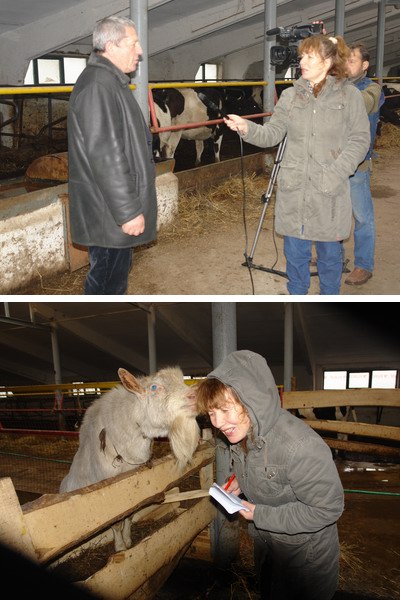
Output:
top-left (247, 197), bottom-right (271, 262)
top-left (247, 136), bottom-right (287, 263)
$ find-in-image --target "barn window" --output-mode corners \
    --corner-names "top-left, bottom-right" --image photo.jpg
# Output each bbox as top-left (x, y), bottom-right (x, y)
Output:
top-left (195, 63), bottom-right (219, 81)
top-left (64, 57), bottom-right (87, 83)
top-left (348, 372), bottom-right (370, 388)
top-left (323, 371), bottom-right (347, 390)
top-left (24, 56), bottom-right (87, 85)
top-left (371, 370), bottom-right (397, 388)
top-left (37, 58), bottom-right (61, 84)
top-left (324, 369), bottom-right (398, 390)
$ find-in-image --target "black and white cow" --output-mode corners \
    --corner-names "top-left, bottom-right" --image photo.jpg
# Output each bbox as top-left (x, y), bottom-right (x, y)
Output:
top-left (380, 84), bottom-right (400, 127)
top-left (152, 87), bottom-right (226, 166)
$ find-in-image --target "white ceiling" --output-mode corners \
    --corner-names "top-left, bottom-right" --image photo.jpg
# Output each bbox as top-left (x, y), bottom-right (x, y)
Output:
top-left (0, 0), bottom-right (399, 85)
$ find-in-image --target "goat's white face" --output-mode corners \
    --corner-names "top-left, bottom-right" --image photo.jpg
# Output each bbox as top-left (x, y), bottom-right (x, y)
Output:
top-left (118, 367), bottom-right (198, 419)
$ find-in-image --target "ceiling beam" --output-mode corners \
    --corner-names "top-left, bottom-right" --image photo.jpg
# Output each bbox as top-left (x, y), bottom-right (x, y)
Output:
top-left (0, 357), bottom-right (57, 384)
top-left (30, 303), bottom-right (149, 374)
top-left (294, 305), bottom-right (316, 387)
top-left (155, 304), bottom-right (212, 365)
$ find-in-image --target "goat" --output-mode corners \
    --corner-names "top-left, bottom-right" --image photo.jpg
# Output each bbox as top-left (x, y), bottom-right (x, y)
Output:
top-left (60, 366), bottom-right (200, 551)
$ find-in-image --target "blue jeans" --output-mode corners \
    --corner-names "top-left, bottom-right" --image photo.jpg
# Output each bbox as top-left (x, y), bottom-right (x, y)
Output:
top-left (349, 164), bottom-right (375, 272)
top-left (85, 247), bottom-right (133, 295)
top-left (284, 236), bottom-right (343, 295)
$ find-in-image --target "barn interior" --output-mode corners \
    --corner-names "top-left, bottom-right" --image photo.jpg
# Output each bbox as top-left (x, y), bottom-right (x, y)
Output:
top-left (0, 2), bottom-right (399, 294)
top-left (0, 301), bottom-right (399, 599)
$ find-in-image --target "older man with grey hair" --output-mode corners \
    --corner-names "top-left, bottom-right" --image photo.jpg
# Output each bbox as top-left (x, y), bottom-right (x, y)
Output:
top-left (68, 16), bottom-right (157, 295)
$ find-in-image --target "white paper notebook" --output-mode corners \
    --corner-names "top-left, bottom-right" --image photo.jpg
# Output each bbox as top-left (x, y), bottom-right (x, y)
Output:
top-left (209, 482), bottom-right (250, 514)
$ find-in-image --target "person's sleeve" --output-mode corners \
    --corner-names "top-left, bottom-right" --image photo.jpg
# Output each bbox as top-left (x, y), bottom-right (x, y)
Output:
top-left (253, 436), bottom-right (344, 534)
top-left (361, 82), bottom-right (382, 114)
top-left (73, 82), bottom-right (143, 225)
top-left (241, 89), bottom-right (292, 148)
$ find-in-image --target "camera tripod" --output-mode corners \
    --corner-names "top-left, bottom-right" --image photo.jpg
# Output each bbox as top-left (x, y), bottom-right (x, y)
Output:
top-left (242, 136), bottom-right (289, 279)
top-left (243, 136), bottom-right (349, 278)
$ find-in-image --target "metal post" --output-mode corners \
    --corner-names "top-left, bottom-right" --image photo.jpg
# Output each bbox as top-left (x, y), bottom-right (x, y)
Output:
top-left (211, 302), bottom-right (239, 567)
top-left (50, 322), bottom-right (65, 430)
top-left (334, 0), bottom-right (345, 36)
top-left (376, 0), bottom-right (386, 83)
top-left (283, 303), bottom-right (293, 392)
top-left (264, 0), bottom-right (277, 117)
top-left (147, 305), bottom-right (157, 374)
top-left (130, 0), bottom-right (149, 120)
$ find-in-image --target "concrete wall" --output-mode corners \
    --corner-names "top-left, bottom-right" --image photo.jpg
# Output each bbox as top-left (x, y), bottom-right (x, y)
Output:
top-left (0, 165), bottom-right (178, 294)
top-left (0, 184), bottom-right (68, 293)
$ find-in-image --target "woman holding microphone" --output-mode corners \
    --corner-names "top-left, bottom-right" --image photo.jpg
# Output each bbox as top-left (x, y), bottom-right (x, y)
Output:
top-left (225, 35), bottom-right (370, 294)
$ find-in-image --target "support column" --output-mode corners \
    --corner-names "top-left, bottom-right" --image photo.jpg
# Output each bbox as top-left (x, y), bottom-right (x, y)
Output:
top-left (147, 305), bottom-right (157, 374)
top-left (210, 302), bottom-right (239, 567)
top-left (130, 0), bottom-right (149, 120)
top-left (376, 0), bottom-right (386, 83)
top-left (263, 0), bottom-right (277, 117)
top-left (50, 321), bottom-right (65, 430)
top-left (334, 0), bottom-right (345, 36)
top-left (284, 303), bottom-right (293, 392)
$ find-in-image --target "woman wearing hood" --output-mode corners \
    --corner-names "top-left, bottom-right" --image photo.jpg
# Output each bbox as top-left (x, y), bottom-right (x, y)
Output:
top-left (197, 350), bottom-right (344, 600)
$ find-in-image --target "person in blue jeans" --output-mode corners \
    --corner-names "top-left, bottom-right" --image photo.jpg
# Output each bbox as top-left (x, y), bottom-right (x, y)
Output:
top-left (345, 43), bottom-right (385, 286)
top-left (224, 35), bottom-right (370, 295)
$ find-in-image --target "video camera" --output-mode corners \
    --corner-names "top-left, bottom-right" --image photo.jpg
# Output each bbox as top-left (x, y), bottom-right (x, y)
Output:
top-left (267, 23), bottom-right (324, 67)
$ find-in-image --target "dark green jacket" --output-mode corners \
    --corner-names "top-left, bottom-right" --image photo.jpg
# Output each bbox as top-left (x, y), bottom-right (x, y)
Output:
top-left (68, 53), bottom-right (157, 248)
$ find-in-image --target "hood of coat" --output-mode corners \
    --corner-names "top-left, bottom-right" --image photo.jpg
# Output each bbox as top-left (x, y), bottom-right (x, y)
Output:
top-left (207, 350), bottom-right (282, 439)
top-left (88, 52), bottom-right (130, 87)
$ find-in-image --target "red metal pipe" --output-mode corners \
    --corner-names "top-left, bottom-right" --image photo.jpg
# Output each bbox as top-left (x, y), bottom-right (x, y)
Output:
top-left (0, 427), bottom-right (78, 437)
top-left (152, 112), bottom-right (271, 134)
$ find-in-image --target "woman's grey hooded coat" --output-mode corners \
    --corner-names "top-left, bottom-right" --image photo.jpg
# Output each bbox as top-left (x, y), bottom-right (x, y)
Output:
top-left (208, 350), bottom-right (344, 600)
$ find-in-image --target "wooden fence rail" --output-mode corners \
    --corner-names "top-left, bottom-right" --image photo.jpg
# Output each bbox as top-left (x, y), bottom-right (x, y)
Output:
top-left (0, 441), bottom-right (216, 599)
top-left (282, 388), bottom-right (400, 457)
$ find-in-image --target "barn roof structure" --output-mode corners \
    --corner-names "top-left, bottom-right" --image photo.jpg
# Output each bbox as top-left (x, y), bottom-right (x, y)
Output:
top-left (0, 301), bottom-right (398, 387)
top-left (0, 0), bottom-right (399, 85)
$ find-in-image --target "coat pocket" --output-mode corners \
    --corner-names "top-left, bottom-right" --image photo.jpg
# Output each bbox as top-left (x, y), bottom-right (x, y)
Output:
top-left (312, 163), bottom-right (347, 197)
top-left (268, 531), bottom-right (314, 567)
top-left (277, 163), bottom-right (303, 191)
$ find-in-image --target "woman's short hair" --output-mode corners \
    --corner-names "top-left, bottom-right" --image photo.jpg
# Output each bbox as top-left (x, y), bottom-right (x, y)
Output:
top-left (93, 16), bottom-right (136, 52)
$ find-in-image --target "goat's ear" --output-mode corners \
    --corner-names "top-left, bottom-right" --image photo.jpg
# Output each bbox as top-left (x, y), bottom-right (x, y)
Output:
top-left (118, 368), bottom-right (145, 394)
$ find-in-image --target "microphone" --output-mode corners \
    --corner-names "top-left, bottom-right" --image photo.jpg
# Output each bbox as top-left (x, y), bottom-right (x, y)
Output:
top-left (266, 27), bottom-right (281, 36)
top-left (197, 92), bottom-right (228, 118)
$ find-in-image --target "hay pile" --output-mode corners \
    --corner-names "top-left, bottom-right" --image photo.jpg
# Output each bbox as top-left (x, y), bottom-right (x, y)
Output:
top-left (160, 172), bottom-right (274, 241)
top-left (376, 122), bottom-right (400, 150)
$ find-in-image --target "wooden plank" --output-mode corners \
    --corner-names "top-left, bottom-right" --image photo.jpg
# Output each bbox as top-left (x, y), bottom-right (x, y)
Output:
top-left (305, 420), bottom-right (400, 441)
top-left (324, 438), bottom-right (400, 458)
top-left (283, 389), bottom-right (400, 409)
top-left (80, 497), bottom-right (216, 599)
top-left (0, 478), bottom-right (36, 559)
top-left (163, 489), bottom-right (209, 503)
top-left (199, 428), bottom-right (214, 490)
top-left (21, 445), bottom-right (214, 563)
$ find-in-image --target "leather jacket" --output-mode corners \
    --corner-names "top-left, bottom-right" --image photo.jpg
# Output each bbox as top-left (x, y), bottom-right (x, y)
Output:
top-left (68, 53), bottom-right (157, 248)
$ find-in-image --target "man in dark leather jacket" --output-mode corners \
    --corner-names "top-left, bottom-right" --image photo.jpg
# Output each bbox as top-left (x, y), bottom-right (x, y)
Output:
top-left (68, 16), bottom-right (157, 295)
